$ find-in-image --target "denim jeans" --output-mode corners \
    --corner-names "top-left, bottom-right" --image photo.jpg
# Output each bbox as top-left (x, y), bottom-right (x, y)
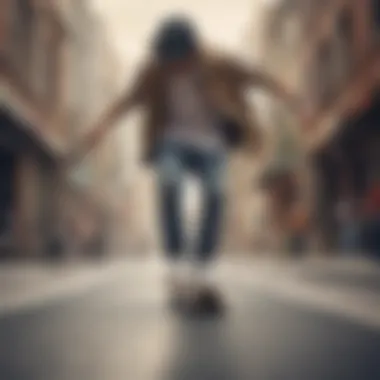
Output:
top-left (156, 140), bottom-right (226, 263)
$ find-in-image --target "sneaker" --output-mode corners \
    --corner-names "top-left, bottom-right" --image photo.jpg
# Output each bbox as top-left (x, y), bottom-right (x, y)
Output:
top-left (189, 285), bottom-right (225, 317)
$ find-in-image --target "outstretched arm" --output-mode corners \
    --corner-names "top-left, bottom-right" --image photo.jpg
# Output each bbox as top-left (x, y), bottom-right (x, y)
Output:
top-left (221, 55), bottom-right (300, 113)
top-left (252, 69), bottom-right (300, 112)
top-left (78, 93), bottom-right (135, 159)
top-left (67, 64), bottom-right (151, 167)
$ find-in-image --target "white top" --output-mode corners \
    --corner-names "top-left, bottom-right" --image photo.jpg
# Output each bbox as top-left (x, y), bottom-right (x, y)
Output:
top-left (163, 71), bottom-right (224, 152)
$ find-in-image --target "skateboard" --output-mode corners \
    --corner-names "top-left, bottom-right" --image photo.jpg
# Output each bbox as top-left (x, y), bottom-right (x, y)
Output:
top-left (190, 285), bottom-right (225, 317)
top-left (168, 284), bottom-right (225, 318)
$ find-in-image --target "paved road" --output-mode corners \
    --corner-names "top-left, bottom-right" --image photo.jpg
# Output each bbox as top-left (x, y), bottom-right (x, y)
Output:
top-left (0, 259), bottom-right (380, 380)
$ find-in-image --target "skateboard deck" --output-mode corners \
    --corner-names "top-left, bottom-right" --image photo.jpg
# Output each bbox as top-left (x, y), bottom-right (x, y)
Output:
top-left (168, 284), bottom-right (225, 318)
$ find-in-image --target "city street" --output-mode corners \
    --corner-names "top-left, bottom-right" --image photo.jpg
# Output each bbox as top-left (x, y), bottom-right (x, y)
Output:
top-left (2, 0), bottom-right (380, 379)
top-left (0, 257), bottom-right (380, 380)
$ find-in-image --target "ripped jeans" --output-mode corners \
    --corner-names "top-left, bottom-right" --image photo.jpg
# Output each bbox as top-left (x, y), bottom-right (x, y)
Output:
top-left (156, 140), bottom-right (226, 263)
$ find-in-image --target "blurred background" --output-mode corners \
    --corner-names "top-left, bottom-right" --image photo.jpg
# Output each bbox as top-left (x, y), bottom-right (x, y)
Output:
top-left (0, 1), bottom-right (380, 378)
top-left (1, 0), bottom-right (379, 260)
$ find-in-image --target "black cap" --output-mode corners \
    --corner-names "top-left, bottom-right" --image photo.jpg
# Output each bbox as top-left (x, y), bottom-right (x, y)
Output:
top-left (152, 16), bottom-right (198, 62)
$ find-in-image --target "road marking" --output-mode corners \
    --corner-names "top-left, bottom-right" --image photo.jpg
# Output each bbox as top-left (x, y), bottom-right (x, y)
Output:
top-left (2, 258), bottom-right (380, 334)
top-left (227, 264), bottom-right (380, 332)
top-left (0, 261), bottom-right (130, 318)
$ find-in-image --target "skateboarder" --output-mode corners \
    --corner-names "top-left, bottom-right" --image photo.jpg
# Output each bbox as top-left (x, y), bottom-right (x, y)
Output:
top-left (67, 16), bottom-right (304, 311)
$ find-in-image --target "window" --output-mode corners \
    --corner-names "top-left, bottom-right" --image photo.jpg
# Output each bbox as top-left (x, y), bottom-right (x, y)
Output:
top-left (9, 0), bottom-right (34, 79)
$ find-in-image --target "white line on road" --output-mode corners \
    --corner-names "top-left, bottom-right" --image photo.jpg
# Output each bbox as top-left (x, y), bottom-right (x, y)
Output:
top-left (2, 258), bottom-right (380, 334)
top-left (0, 261), bottom-right (131, 318)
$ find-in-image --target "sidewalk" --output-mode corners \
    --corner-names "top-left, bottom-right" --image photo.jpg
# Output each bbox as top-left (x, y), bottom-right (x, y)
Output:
top-left (0, 258), bottom-right (130, 317)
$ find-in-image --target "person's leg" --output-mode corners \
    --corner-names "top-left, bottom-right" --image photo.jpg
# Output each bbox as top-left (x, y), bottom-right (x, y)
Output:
top-left (156, 142), bottom-right (186, 264)
top-left (180, 149), bottom-right (226, 314)
top-left (191, 150), bottom-right (226, 286)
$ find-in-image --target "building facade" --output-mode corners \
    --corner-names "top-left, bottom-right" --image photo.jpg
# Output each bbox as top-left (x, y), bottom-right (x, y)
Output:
top-left (60, 1), bottom-right (129, 256)
top-left (258, 0), bottom-right (380, 252)
top-left (1, 0), bottom-right (129, 258)
top-left (299, 0), bottom-right (380, 250)
top-left (219, 1), bottom-right (271, 254)
top-left (247, 0), bottom-right (310, 253)
top-left (1, 0), bottom-right (68, 257)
